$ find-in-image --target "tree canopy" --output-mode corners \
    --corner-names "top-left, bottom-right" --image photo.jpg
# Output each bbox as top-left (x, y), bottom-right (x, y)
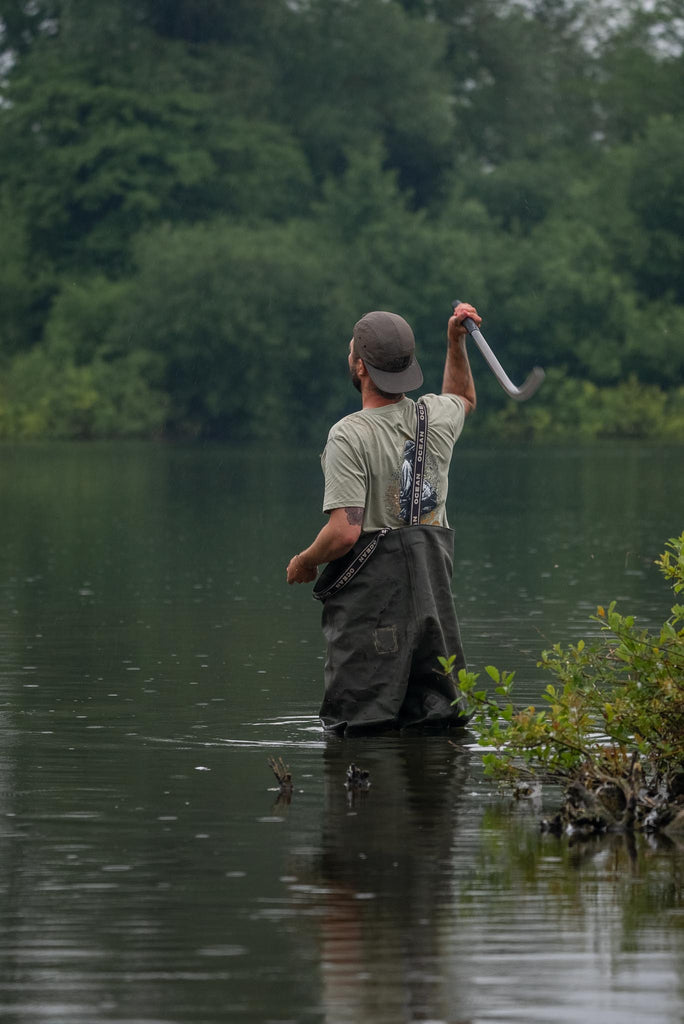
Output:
top-left (0, 0), bottom-right (682, 440)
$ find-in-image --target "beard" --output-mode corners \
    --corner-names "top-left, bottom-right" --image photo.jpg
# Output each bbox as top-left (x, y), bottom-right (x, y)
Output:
top-left (350, 365), bottom-right (362, 392)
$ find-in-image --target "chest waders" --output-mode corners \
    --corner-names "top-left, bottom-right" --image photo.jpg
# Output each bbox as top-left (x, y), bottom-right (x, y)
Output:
top-left (314, 401), bottom-right (469, 736)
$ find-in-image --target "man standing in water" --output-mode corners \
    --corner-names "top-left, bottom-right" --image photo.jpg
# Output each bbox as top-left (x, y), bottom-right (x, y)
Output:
top-left (286, 302), bottom-right (481, 735)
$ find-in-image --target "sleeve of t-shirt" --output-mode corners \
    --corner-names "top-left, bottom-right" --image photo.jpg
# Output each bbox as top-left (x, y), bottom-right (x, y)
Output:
top-left (321, 428), bottom-right (368, 513)
top-left (424, 393), bottom-right (466, 444)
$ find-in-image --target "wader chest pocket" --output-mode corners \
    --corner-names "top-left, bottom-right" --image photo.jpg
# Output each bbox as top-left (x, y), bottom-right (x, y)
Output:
top-left (373, 625), bottom-right (398, 655)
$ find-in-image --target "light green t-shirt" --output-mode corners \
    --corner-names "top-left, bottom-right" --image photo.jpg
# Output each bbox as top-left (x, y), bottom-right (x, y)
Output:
top-left (321, 394), bottom-right (466, 532)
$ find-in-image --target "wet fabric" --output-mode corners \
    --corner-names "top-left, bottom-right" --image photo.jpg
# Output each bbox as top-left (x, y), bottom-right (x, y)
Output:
top-left (318, 525), bottom-right (469, 735)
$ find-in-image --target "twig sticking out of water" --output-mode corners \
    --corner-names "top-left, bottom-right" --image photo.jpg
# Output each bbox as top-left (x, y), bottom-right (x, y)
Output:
top-left (268, 756), bottom-right (293, 795)
top-left (345, 763), bottom-right (371, 791)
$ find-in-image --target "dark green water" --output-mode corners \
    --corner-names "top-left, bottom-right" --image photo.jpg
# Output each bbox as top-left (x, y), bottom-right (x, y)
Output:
top-left (0, 440), bottom-right (682, 1024)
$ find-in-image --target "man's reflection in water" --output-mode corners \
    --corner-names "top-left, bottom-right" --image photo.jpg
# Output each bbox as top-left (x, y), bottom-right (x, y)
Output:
top-left (305, 734), bottom-right (471, 1024)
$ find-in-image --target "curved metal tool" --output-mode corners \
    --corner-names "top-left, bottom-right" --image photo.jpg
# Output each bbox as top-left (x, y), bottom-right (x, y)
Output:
top-left (452, 300), bottom-right (545, 402)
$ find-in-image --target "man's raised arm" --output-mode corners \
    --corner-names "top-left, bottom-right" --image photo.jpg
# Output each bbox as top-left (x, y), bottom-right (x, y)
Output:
top-left (442, 301), bottom-right (480, 415)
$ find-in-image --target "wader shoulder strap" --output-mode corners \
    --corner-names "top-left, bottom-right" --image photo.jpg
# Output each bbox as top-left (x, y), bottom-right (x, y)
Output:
top-left (312, 527), bottom-right (390, 602)
top-left (312, 400), bottom-right (428, 602)
top-left (410, 398), bottom-right (428, 526)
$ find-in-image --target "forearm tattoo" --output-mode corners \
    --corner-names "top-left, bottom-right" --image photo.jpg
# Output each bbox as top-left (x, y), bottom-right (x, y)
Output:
top-left (345, 507), bottom-right (364, 526)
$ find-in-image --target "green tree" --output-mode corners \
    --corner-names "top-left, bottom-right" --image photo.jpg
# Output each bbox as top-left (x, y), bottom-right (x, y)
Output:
top-left (433, 0), bottom-right (598, 166)
top-left (137, 0), bottom-right (279, 45)
top-left (0, 0), bottom-right (277, 53)
top-left (106, 218), bottom-right (353, 438)
top-left (2, 0), bottom-right (684, 440)
top-left (0, 199), bottom-right (49, 357)
top-left (596, 3), bottom-right (684, 144)
top-left (626, 115), bottom-right (684, 303)
top-left (0, 43), bottom-right (312, 278)
top-left (271, 0), bottom-right (454, 201)
top-left (0, 345), bottom-right (169, 440)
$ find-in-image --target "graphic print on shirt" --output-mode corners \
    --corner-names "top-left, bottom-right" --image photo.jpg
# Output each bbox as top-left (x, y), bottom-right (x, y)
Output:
top-left (398, 438), bottom-right (438, 523)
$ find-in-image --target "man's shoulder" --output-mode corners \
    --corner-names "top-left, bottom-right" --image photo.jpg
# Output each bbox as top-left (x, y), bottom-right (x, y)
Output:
top-left (420, 393), bottom-right (467, 443)
top-left (421, 393), bottom-right (466, 416)
top-left (330, 408), bottom-right (368, 431)
top-left (327, 407), bottom-right (384, 443)
top-left (327, 411), bottom-right (360, 444)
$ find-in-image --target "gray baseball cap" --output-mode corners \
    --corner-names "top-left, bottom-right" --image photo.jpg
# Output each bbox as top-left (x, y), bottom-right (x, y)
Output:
top-left (352, 311), bottom-right (424, 393)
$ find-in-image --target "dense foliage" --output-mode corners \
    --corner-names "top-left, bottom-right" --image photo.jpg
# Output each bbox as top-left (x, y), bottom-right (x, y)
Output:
top-left (1, 0), bottom-right (683, 440)
top-left (445, 532), bottom-right (684, 835)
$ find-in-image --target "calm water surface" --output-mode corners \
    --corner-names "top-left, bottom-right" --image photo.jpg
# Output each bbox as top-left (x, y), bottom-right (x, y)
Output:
top-left (0, 440), bottom-right (682, 1024)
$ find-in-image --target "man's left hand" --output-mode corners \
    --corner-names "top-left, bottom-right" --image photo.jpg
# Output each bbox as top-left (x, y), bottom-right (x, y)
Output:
top-left (287, 554), bottom-right (318, 585)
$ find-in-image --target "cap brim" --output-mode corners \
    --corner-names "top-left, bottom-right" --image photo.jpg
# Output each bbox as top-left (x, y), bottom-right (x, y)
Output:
top-left (365, 357), bottom-right (424, 393)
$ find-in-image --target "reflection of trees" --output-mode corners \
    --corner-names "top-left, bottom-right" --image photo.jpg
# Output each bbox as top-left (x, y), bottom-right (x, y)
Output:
top-left (459, 803), bottom-right (683, 952)
top-left (293, 753), bottom-right (683, 1024)
top-left (294, 735), bottom-right (470, 1024)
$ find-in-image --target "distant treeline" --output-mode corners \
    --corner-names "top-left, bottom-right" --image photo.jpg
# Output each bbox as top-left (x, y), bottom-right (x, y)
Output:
top-left (0, 0), bottom-right (683, 441)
